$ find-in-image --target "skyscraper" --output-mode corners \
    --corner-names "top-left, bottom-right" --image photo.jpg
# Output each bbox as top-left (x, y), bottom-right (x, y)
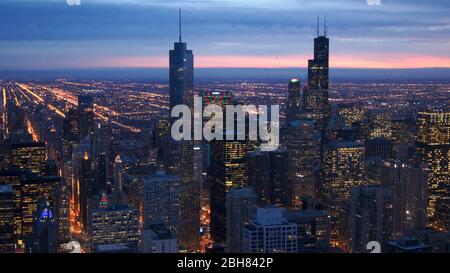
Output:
top-left (94, 122), bottom-right (110, 194)
top-left (142, 171), bottom-right (179, 235)
top-left (322, 141), bottom-right (365, 246)
top-left (0, 185), bottom-right (14, 253)
top-left (77, 95), bottom-right (94, 141)
top-left (169, 9), bottom-right (194, 109)
top-left (168, 9), bottom-right (200, 251)
top-left (0, 170), bottom-right (22, 245)
top-left (79, 151), bottom-right (94, 228)
top-left (286, 78), bottom-right (302, 123)
top-left (177, 143), bottom-right (200, 251)
top-left (380, 160), bottom-right (429, 240)
top-left (303, 17), bottom-right (330, 130)
top-left (284, 120), bottom-right (321, 206)
top-left (30, 199), bottom-right (58, 253)
top-left (349, 185), bottom-right (384, 253)
top-left (113, 154), bottom-right (123, 194)
top-left (417, 111), bottom-right (450, 231)
top-left (209, 138), bottom-right (248, 243)
top-left (225, 187), bottom-right (257, 253)
top-left (246, 148), bottom-right (290, 207)
top-left (20, 174), bottom-right (59, 241)
top-left (57, 175), bottom-right (71, 244)
top-left (62, 109), bottom-right (79, 159)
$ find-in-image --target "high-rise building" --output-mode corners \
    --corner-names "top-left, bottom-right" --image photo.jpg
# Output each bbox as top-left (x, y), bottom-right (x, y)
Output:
top-left (142, 171), bottom-right (179, 235)
top-left (88, 204), bottom-right (139, 253)
top-left (246, 148), bottom-right (290, 207)
top-left (225, 187), bottom-right (257, 253)
top-left (0, 185), bottom-right (14, 253)
top-left (57, 176), bottom-right (71, 244)
top-left (0, 170), bottom-right (22, 245)
top-left (380, 160), bottom-right (429, 240)
top-left (30, 198), bottom-right (57, 253)
top-left (168, 10), bottom-right (200, 251)
top-left (77, 95), bottom-right (94, 141)
top-left (193, 145), bottom-right (207, 207)
top-left (284, 209), bottom-right (331, 252)
top-left (177, 142), bottom-right (200, 251)
top-left (169, 9), bottom-right (194, 109)
top-left (322, 141), bottom-right (365, 245)
top-left (79, 152), bottom-right (94, 228)
top-left (209, 138), bottom-right (248, 243)
top-left (62, 109), bottom-right (79, 144)
top-left (349, 185), bottom-right (384, 253)
top-left (113, 154), bottom-right (124, 194)
top-left (20, 174), bottom-right (59, 240)
top-left (303, 17), bottom-right (330, 130)
top-left (286, 78), bottom-right (302, 122)
top-left (242, 208), bottom-right (297, 253)
top-left (284, 120), bottom-right (321, 206)
top-left (94, 122), bottom-right (110, 194)
top-left (417, 111), bottom-right (450, 231)
top-left (11, 142), bottom-right (46, 174)
top-left (322, 141), bottom-right (365, 204)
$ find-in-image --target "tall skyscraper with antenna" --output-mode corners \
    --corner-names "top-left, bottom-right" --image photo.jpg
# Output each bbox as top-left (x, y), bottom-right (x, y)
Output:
top-left (169, 8), bottom-right (194, 109)
top-left (303, 16), bottom-right (330, 131)
top-left (302, 18), bottom-right (331, 221)
top-left (168, 9), bottom-right (200, 252)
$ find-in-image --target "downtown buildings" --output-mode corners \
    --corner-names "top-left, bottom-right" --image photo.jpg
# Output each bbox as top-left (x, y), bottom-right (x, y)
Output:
top-left (418, 111), bottom-right (450, 231)
top-left (0, 14), bottom-right (448, 255)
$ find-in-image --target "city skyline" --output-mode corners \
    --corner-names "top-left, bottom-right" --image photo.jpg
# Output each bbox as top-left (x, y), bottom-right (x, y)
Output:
top-left (0, 0), bottom-right (449, 258)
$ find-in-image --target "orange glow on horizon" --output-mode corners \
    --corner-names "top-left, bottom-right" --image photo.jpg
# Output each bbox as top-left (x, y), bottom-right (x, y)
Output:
top-left (87, 53), bottom-right (450, 69)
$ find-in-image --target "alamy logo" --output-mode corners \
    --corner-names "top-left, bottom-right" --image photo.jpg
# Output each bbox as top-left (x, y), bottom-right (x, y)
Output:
top-left (67, 0), bottom-right (81, 6)
top-left (367, 0), bottom-right (381, 5)
top-left (170, 95), bottom-right (280, 151)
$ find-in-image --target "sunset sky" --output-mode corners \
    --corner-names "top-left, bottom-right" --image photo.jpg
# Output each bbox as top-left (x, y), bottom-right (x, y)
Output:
top-left (0, 0), bottom-right (449, 70)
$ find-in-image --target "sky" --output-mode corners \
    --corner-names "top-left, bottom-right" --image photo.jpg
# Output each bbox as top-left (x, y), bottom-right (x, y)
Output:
top-left (0, 0), bottom-right (449, 71)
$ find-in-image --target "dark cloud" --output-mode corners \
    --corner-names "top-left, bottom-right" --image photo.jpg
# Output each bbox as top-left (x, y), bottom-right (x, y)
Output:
top-left (0, 0), bottom-right (448, 68)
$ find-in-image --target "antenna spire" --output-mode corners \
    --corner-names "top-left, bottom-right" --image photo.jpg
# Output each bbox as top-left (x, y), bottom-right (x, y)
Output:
top-left (324, 15), bottom-right (327, 37)
top-left (317, 16), bottom-right (320, 37)
top-left (179, 8), bottom-right (182, 43)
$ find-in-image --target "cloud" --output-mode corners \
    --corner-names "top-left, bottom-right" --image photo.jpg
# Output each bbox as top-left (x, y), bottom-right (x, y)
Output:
top-left (0, 0), bottom-right (448, 69)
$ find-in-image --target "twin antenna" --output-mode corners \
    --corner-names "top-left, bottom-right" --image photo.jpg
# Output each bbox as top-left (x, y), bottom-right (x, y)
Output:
top-left (179, 8), bottom-right (182, 43)
top-left (317, 15), bottom-right (327, 37)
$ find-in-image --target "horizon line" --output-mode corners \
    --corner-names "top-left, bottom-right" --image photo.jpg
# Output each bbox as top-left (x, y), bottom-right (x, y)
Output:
top-left (2, 67), bottom-right (450, 71)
